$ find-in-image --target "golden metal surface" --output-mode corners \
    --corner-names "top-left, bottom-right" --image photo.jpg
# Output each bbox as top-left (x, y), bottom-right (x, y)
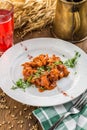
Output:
top-left (53, 0), bottom-right (87, 42)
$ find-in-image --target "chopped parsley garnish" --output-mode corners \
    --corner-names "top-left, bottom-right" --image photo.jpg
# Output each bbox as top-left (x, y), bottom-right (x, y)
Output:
top-left (62, 54), bottom-right (65, 57)
top-left (40, 86), bottom-right (46, 90)
top-left (64, 52), bottom-right (81, 68)
top-left (74, 71), bottom-right (77, 75)
top-left (46, 66), bottom-right (51, 72)
top-left (27, 75), bottom-right (33, 82)
top-left (12, 79), bottom-right (31, 91)
top-left (33, 66), bottom-right (45, 79)
top-left (54, 61), bottom-right (63, 65)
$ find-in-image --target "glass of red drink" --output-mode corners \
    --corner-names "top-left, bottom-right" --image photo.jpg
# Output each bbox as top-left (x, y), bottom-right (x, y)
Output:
top-left (0, 1), bottom-right (14, 56)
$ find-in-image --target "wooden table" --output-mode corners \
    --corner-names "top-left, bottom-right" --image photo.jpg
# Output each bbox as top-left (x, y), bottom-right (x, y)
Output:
top-left (0, 26), bottom-right (87, 130)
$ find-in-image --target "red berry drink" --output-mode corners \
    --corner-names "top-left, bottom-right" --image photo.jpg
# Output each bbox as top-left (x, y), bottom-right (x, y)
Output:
top-left (0, 1), bottom-right (14, 55)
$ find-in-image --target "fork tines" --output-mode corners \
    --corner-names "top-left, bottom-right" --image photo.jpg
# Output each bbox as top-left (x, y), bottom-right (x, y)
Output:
top-left (73, 89), bottom-right (87, 109)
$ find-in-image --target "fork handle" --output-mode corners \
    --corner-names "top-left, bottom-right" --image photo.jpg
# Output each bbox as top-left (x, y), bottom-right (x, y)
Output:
top-left (48, 112), bottom-right (70, 130)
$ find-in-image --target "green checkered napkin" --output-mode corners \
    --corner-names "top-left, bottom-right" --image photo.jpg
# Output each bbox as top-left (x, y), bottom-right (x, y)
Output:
top-left (33, 101), bottom-right (87, 130)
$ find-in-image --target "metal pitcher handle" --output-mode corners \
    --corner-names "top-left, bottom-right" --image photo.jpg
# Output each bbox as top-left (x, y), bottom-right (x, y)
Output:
top-left (73, 11), bottom-right (80, 35)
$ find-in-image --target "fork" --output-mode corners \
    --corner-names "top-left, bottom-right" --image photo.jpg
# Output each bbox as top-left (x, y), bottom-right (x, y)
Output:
top-left (48, 90), bottom-right (87, 130)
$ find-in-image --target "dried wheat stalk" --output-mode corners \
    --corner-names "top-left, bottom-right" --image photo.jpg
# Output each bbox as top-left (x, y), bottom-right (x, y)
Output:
top-left (8, 0), bottom-right (56, 37)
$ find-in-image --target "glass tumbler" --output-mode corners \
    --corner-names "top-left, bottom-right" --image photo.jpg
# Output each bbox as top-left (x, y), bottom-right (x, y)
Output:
top-left (0, 1), bottom-right (14, 55)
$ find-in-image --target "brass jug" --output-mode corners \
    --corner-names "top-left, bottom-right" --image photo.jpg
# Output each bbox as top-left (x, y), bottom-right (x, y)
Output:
top-left (53, 0), bottom-right (87, 42)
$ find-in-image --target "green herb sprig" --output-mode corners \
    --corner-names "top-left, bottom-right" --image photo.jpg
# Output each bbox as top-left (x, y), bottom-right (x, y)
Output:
top-left (64, 52), bottom-right (81, 68)
top-left (33, 66), bottom-right (45, 79)
top-left (12, 79), bottom-right (31, 91)
top-left (54, 61), bottom-right (63, 65)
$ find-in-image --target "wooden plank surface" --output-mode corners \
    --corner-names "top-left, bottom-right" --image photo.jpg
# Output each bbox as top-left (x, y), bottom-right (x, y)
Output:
top-left (0, 26), bottom-right (87, 130)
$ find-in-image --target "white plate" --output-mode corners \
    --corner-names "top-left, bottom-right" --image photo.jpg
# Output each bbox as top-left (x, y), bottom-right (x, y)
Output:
top-left (0, 38), bottom-right (87, 106)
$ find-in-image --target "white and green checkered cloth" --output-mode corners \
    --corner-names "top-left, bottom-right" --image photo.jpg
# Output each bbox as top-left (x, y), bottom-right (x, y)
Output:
top-left (33, 101), bottom-right (87, 130)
